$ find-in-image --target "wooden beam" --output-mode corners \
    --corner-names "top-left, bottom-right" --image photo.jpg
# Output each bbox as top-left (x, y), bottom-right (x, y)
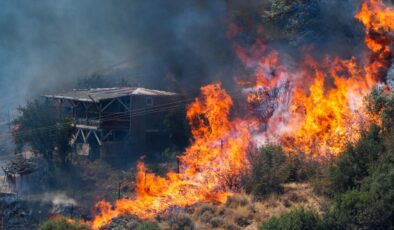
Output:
top-left (82, 102), bottom-right (92, 110)
top-left (71, 129), bottom-right (81, 144)
top-left (117, 98), bottom-right (130, 111)
top-left (102, 130), bottom-right (113, 141)
top-left (81, 130), bottom-right (87, 143)
top-left (93, 131), bottom-right (102, 146)
top-left (101, 99), bottom-right (116, 112)
top-left (86, 130), bottom-right (92, 141)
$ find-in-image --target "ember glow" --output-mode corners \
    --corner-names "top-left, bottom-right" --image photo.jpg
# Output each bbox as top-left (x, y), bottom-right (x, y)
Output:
top-left (88, 0), bottom-right (394, 228)
top-left (92, 84), bottom-right (252, 229)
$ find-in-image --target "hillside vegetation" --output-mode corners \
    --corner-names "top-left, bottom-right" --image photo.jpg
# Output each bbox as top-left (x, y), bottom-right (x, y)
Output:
top-left (259, 87), bottom-right (394, 229)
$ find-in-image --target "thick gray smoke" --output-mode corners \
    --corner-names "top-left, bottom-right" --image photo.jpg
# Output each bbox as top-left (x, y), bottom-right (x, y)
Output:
top-left (0, 0), bottom-right (371, 116)
top-left (0, 0), bottom-right (239, 114)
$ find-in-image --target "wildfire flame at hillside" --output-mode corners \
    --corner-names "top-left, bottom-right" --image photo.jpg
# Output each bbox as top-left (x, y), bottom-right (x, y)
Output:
top-left (89, 0), bottom-right (393, 228)
top-left (92, 84), bottom-right (252, 229)
top-left (235, 0), bottom-right (393, 158)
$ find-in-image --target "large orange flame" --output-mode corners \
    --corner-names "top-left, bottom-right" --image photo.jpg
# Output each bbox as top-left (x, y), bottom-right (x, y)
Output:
top-left (86, 1), bottom-right (393, 228)
top-left (356, 0), bottom-right (394, 34)
top-left (234, 0), bottom-right (393, 159)
top-left (280, 57), bottom-right (374, 158)
top-left (91, 84), bottom-right (252, 229)
top-left (356, 0), bottom-right (393, 83)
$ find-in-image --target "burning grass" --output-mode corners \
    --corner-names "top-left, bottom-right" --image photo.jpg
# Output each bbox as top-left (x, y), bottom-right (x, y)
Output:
top-left (97, 183), bottom-right (324, 230)
top-left (91, 84), bottom-right (253, 229)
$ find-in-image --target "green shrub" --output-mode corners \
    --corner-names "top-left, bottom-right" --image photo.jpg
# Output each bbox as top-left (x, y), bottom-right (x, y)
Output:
top-left (260, 207), bottom-right (321, 230)
top-left (328, 124), bottom-right (383, 195)
top-left (317, 89), bottom-right (394, 229)
top-left (243, 145), bottom-right (290, 197)
top-left (287, 152), bottom-right (321, 182)
top-left (323, 158), bottom-right (394, 230)
top-left (38, 217), bottom-right (89, 230)
top-left (310, 166), bottom-right (333, 197)
top-left (136, 221), bottom-right (160, 230)
top-left (366, 87), bottom-right (394, 133)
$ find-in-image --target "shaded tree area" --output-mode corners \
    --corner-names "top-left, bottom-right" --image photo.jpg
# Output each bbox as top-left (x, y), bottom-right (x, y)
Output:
top-left (12, 100), bottom-right (75, 166)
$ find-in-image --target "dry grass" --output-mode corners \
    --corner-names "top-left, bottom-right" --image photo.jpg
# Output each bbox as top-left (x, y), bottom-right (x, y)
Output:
top-left (157, 183), bottom-right (325, 230)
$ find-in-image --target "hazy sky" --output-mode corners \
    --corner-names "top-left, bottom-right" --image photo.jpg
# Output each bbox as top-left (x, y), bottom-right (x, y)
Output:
top-left (0, 0), bottom-right (238, 114)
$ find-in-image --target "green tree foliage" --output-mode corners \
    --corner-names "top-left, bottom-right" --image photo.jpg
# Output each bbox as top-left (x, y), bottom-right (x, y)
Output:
top-left (243, 145), bottom-right (290, 197)
top-left (38, 217), bottom-right (89, 230)
top-left (13, 100), bottom-right (74, 165)
top-left (287, 152), bottom-right (321, 182)
top-left (260, 207), bottom-right (321, 230)
top-left (327, 87), bottom-right (394, 195)
top-left (263, 88), bottom-right (394, 229)
top-left (329, 124), bottom-right (383, 194)
top-left (319, 88), bottom-right (394, 229)
top-left (366, 86), bottom-right (394, 133)
top-left (323, 157), bottom-right (394, 230)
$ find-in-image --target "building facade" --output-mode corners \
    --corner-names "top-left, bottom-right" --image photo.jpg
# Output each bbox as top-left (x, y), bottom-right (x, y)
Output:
top-left (45, 87), bottom-right (180, 158)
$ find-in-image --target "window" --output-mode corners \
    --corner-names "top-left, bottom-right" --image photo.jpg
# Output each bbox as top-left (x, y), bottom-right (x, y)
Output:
top-left (146, 97), bottom-right (154, 106)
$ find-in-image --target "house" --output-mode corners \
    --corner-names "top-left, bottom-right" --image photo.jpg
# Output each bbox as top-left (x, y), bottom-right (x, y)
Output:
top-left (44, 87), bottom-right (180, 158)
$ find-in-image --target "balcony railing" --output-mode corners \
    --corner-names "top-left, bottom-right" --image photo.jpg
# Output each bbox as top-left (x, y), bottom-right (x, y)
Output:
top-left (74, 119), bottom-right (101, 127)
